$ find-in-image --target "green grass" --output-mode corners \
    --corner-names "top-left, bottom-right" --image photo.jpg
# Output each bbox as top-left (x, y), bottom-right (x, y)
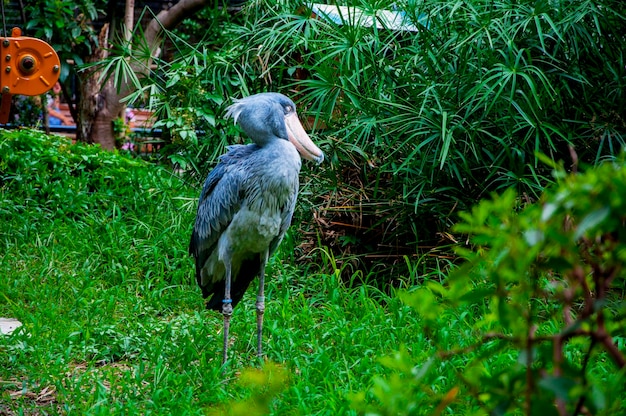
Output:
top-left (2, 130), bottom-right (623, 415)
top-left (0, 130), bottom-right (444, 414)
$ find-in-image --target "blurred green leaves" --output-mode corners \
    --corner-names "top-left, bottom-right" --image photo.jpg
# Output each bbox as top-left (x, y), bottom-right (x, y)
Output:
top-left (208, 362), bottom-right (290, 416)
top-left (356, 157), bottom-right (626, 414)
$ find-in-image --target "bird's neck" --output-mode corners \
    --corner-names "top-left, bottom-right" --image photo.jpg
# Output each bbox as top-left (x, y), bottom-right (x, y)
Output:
top-left (260, 138), bottom-right (301, 163)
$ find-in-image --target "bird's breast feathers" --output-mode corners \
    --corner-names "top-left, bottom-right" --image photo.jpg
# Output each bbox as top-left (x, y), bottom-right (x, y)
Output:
top-left (222, 206), bottom-right (282, 253)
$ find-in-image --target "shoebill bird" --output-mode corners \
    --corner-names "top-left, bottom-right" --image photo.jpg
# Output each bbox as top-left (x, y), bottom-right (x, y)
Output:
top-left (189, 92), bottom-right (324, 364)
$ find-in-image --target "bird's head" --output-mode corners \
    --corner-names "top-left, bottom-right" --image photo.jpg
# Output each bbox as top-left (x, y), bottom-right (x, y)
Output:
top-left (225, 92), bottom-right (324, 164)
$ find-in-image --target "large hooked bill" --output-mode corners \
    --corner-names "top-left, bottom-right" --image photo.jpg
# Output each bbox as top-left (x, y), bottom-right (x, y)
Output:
top-left (284, 112), bottom-right (324, 164)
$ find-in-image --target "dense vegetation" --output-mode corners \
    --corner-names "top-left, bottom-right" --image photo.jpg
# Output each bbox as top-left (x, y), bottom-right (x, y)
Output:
top-left (1, 0), bottom-right (626, 414)
top-left (119, 0), bottom-right (626, 276)
top-left (1, 124), bottom-right (625, 414)
top-left (0, 130), bottom-right (447, 413)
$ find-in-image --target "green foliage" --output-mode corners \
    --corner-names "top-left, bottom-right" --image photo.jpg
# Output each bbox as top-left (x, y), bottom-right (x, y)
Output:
top-left (10, 96), bottom-right (45, 127)
top-left (114, 0), bottom-right (626, 279)
top-left (23, 0), bottom-right (104, 77)
top-left (100, 5), bottom-right (254, 176)
top-left (0, 129), bottom-right (431, 414)
top-left (234, 0), bottom-right (625, 249)
top-left (354, 158), bottom-right (626, 414)
top-left (208, 363), bottom-right (290, 416)
top-left (0, 128), bottom-right (145, 220)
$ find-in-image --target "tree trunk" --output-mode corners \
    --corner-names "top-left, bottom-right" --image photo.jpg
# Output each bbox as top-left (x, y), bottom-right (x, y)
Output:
top-left (124, 0), bottom-right (135, 43)
top-left (75, 23), bottom-right (123, 149)
top-left (144, 0), bottom-right (212, 57)
top-left (78, 78), bottom-right (122, 149)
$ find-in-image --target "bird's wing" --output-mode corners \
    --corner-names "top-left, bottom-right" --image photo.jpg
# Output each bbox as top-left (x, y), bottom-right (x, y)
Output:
top-left (268, 175), bottom-right (299, 257)
top-left (189, 144), bottom-right (258, 285)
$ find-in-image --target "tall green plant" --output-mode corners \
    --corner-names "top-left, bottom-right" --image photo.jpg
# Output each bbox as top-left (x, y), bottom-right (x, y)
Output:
top-left (234, 0), bottom-right (624, 278)
top-left (113, 0), bottom-right (626, 279)
top-left (111, 6), bottom-right (267, 179)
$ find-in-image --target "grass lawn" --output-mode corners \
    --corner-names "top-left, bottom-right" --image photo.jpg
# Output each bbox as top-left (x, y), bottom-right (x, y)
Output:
top-left (0, 130), bottom-right (450, 414)
top-left (2, 130), bottom-right (623, 415)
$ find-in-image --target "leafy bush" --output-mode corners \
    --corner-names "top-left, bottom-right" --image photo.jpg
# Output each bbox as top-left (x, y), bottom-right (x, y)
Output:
top-left (1, 129), bottom-right (145, 219)
top-left (353, 157), bottom-right (626, 414)
top-left (117, 5), bottom-right (258, 177)
top-left (115, 0), bottom-right (626, 282)
top-left (229, 0), bottom-right (626, 275)
top-left (0, 129), bottom-right (192, 290)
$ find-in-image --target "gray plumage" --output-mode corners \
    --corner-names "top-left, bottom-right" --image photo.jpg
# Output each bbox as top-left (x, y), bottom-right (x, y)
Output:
top-left (189, 92), bottom-right (324, 363)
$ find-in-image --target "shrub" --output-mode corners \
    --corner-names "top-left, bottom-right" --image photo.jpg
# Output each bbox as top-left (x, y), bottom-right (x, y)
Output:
top-left (232, 0), bottom-right (626, 278)
top-left (0, 129), bottom-right (145, 221)
top-left (110, 0), bottom-right (626, 282)
top-left (353, 156), bottom-right (626, 414)
top-left (0, 129), bottom-right (191, 289)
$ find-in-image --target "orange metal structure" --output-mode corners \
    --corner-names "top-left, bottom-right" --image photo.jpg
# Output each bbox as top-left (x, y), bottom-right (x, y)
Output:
top-left (0, 27), bottom-right (61, 123)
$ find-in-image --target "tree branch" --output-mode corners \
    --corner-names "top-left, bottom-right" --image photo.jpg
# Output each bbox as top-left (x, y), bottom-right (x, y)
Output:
top-left (144, 0), bottom-right (213, 56)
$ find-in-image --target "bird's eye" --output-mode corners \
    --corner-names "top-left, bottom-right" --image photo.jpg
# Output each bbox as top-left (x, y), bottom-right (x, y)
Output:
top-left (284, 105), bottom-right (293, 114)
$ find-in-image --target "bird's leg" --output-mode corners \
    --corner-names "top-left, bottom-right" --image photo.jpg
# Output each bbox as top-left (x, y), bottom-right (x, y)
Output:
top-left (256, 249), bottom-right (269, 359)
top-left (222, 260), bottom-right (233, 366)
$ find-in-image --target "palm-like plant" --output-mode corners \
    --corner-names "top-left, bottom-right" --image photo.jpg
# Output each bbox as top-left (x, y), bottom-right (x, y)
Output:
top-left (117, 0), bottom-right (625, 280)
